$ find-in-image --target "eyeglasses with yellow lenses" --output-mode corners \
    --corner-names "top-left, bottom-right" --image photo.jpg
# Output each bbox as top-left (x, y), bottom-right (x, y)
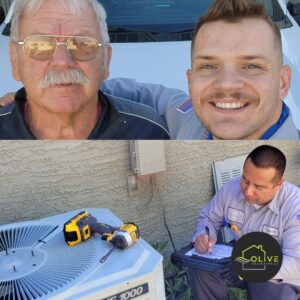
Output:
top-left (16, 35), bottom-right (105, 61)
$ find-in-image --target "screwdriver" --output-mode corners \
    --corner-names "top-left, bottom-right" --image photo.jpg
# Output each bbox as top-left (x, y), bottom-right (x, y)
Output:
top-left (100, 248), bottom-right (115, 263)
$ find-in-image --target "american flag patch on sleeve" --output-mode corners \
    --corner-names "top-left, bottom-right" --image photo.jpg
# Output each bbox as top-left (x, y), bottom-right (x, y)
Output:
top-left (296, 213), bottom-right (300, 225)
top-left (176, 100), bottom-right (193, 113)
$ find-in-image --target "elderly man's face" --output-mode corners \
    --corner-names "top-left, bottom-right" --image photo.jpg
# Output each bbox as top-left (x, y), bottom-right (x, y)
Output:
top-left (187, 18), bottom-right (291, 140)
top-left (10, 0), bottom-right (111, 114)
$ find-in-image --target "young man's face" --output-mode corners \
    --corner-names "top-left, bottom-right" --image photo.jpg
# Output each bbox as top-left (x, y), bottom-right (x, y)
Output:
top-left (187, 18), bottom-right (291, 140)
top-left (241, 158), bottom-right (283, 205)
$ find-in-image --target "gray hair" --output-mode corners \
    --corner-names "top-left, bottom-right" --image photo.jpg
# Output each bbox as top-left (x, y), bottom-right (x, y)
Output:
top-left (10, 0), bottom-right (110, 44)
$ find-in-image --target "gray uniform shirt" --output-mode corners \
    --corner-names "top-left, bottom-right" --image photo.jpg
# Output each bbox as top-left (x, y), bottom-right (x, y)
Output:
top-left (193, 177), bottom-right (300, 287)
top-left (102, 78), bottom-right (300, 140)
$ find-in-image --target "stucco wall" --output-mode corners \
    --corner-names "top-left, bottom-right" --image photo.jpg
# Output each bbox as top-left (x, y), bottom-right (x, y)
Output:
top-left (0, 141), bottom-right (299, 254)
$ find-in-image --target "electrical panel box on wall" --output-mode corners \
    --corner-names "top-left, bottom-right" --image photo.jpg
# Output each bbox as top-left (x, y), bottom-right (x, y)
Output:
top-left (129, 141), bottom-right (166, 176)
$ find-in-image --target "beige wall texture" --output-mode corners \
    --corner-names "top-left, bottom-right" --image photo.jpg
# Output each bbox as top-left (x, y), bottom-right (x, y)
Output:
top-left (0, 141), bottom-right (299, 254)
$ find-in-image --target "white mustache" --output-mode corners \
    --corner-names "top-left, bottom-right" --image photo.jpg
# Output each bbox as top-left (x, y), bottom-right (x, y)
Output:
top-left (39, 69), bottom-right (90, 88)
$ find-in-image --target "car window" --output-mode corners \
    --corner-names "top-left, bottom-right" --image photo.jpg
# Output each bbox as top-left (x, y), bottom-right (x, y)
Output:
top-left (99, 0), bottom-right (289, 42)
top-left (101, 0), bottom-right (211, 28)
top-left (99, 0), bottom-right (212, 42)
top-left (0, 0), bottom-right (292, 39)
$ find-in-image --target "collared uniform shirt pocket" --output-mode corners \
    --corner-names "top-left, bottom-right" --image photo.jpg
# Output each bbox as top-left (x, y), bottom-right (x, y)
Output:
top-left (262, 224), bottom-right (279, 238)
top-left (228, 207), bottom-right (245, 225)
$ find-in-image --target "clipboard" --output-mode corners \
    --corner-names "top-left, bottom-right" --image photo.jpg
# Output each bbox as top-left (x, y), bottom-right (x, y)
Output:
top-left (171, 243), bottom-right (232, 272)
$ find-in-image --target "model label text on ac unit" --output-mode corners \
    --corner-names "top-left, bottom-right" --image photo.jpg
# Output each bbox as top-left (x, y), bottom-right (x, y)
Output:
top-left (103, 283), bottom-right (149, 300)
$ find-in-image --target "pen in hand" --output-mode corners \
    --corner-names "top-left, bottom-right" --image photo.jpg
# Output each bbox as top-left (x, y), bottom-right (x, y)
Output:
top-left (205, 226), bottom-right (212, 254)
top-left (194, 227), bottom-right (216, 254)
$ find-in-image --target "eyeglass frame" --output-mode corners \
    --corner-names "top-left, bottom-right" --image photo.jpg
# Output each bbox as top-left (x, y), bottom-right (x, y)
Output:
top-left (14, 34), bottom-right (106, 61)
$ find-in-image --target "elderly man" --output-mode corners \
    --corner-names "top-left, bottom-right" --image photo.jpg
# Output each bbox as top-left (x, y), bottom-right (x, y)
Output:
top-left (190, 145), bottom-right (300, 299)
top-left (1, 0), bottom-right (299, 140)
top-left (0, 0), bottom-right (169, 139)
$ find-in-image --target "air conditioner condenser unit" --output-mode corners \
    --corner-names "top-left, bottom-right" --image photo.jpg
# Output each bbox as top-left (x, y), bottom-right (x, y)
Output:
top-left (0, 208), bottom-right (166, 300)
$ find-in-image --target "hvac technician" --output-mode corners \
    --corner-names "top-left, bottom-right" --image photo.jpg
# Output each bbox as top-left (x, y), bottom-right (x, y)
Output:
top-left (190, 145), bottom-right (300, 300)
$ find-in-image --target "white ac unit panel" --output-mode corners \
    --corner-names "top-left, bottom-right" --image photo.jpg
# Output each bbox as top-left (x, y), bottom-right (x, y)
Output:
top-left (0, 208), bottom-right (165, 300)
top-left (212, 154), bottom-right (247, 191)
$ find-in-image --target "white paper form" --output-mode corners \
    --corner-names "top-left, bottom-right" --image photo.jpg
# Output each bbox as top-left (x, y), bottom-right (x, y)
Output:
top-left (185, 244), bottom-right (233, 260)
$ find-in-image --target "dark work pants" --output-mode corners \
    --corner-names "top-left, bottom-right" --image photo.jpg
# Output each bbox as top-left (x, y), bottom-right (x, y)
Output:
top-left (188, 268), bottom-right (298, 300)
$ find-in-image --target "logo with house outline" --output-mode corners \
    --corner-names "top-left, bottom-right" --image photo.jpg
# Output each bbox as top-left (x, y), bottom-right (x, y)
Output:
top-left (232, 232), bottom-right (282, 282)
top-left (235, 244), bottom-right (266, 271)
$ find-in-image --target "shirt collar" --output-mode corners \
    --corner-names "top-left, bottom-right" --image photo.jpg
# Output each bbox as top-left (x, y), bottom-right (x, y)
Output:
top-left (88, 91), bottom-right (126, 139)
top-left (260, 102), bottom-right (289, 139)
top-left (266, 187), bottom-right (281, 214)
top-left (14, 88), bottom-right (36, 139)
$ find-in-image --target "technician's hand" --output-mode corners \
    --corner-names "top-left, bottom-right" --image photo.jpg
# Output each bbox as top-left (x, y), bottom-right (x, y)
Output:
top-left (0, 92), bottom-right (15, 107)
top-left (194, 234), bottom-right (216, 254)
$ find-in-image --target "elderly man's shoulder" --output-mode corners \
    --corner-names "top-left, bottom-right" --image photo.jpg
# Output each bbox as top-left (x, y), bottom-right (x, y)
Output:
top-left (0, 103), bottom-right (16, 138)
top-left (0, 102), bottom-right (14, 115)
top-left (104, 92), bottom-right (169, 134)
top-left (0, 103), bottom-right (15, 126)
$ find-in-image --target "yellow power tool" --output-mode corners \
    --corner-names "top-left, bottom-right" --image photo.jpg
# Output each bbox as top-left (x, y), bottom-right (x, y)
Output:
top-left (63, 211), bottom-right (140, 250)
top-left (103, 222), bottom-right (140, 250)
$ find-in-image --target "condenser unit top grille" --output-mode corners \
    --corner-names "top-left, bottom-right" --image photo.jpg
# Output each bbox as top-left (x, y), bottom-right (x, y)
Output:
top-left (0, 224), bottom-right (98, 300)
top-left (0, 224), bottom-right (56, 251)
top-left (0, 209), bottom-right (165, 300)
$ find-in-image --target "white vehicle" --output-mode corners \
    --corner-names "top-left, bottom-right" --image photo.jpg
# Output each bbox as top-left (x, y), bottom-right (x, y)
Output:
top-left (1, 0), bottom-right (300, 129)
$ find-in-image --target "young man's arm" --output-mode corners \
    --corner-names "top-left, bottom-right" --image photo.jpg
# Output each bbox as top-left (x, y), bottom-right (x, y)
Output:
top-left (102, 78), bottom-right (195, 139)
top-left (102, 78), bottom-right (189, 118)
top-left (0, 78), bottom-right (194, 139)
top-left (0, 79), bottom-right (188, 113)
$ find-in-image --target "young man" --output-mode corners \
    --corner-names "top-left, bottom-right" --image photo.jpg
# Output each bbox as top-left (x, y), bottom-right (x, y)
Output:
top-left (101, 0), bottom-right (298, 139)
top-left (191, 145), bottom-right (300, 299)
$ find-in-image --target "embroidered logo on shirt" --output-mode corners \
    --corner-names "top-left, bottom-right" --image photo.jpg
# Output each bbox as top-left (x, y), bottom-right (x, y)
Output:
top-left (176, 100), bottom-right (193, 113)
top-left (296, 213), bottom-right (300, 225)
